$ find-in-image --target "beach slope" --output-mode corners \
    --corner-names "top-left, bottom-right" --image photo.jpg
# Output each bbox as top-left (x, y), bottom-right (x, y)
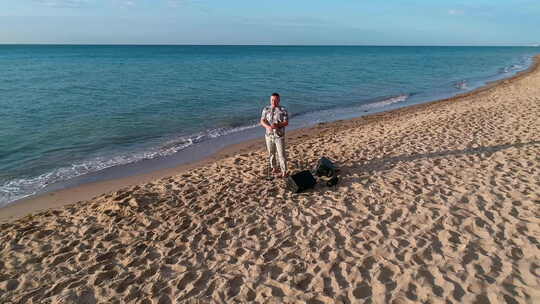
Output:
top-left (1, 58), bottom-right (539, 303)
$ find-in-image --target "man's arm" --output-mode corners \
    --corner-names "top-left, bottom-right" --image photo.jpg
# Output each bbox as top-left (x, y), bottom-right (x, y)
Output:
top-left (260, 108), bottom-right (273, 131)
top-left (260, 117), bottom-right (273, 129)
top-left (274, 108), bottom-right (288, 128)
top-left (273, 121), bottom-right (288, 128)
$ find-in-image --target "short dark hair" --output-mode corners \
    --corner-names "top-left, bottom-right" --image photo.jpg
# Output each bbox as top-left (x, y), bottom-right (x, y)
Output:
top-left (271, 92), bottom-right (280, 98)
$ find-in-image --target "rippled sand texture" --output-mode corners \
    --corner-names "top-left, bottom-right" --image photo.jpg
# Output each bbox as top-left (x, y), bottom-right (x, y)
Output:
top-left (1, 62), bottom-right (540, 303)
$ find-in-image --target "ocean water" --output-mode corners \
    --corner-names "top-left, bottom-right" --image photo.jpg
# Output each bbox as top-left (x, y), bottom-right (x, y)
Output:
top-left (0, 45), bottom-right (537, 206)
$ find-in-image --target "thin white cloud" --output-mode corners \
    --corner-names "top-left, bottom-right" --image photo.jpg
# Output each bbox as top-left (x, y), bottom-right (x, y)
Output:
top-left (32, 0), bottom-right (137, 8)
top-left (109, 0), bottom-right (137, 8)
top-left (32, 0), bottom-right (90, 8)
top-left (448, 9), bottom-right (464, 15)
top-left (31, 0), bottom-right (197, 9)
top-left (167, 0), bottom-right (203, 8)
top-left (168, 0), bottom-right (184, 7)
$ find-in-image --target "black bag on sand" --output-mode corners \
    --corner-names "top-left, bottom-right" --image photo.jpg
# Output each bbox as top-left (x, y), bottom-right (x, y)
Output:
top-left (287, 170), bottom-right (316, 193)
top-left (315, 157), bottom-right (338, 177)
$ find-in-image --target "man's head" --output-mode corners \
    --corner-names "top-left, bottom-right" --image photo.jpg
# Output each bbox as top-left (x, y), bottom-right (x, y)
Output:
top-left (270, 92), bottom-right (280, 107)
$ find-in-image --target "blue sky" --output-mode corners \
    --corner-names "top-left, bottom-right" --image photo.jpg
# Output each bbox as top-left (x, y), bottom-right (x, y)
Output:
top-left (1, 0), bottom-right (539, 45)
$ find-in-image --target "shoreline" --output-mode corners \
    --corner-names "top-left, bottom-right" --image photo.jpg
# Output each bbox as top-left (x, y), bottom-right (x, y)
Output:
top-left (0, 54), bottom-right (538, 223)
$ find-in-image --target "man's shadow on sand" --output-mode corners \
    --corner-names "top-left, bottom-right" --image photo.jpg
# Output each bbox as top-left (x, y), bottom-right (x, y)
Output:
top-left (323, 140), bottom-right (540, 188)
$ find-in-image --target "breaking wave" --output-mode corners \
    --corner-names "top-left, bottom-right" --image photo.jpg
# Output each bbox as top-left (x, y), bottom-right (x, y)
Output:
top-left (455, 80), bottom-right (468, 90)
top-left (0, 123), bottom-right (260, 207)
top-left (359, 94), bottom-right (410, 111)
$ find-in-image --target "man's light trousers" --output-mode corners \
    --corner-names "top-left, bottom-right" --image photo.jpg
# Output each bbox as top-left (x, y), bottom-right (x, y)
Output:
top-left (265, 134), bottom-right (287, 173)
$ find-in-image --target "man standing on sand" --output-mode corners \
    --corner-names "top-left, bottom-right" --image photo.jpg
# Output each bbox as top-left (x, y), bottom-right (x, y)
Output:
top-left (260, 92), bottom-right (289, 177)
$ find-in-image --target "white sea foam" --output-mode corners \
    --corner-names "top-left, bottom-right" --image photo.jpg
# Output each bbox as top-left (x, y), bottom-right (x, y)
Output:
top-left (359, 94), bottom-right (409, 111)
top-left (499, 57), bottom-right (530, 74)
top-left (0, 153), bottom-right (158, 207)
top-left (455, 80), bottom-right (468, 90)
top-left (159, 123), bottom-right (259, 154)
top-left (0, 123), bottom-right (260, 207)
top-left (500, 64), bottom-right (524, 74)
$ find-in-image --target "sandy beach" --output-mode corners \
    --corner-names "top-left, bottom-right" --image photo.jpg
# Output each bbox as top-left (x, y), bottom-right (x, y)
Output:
top-left (1, 55), bottom-right (539, 303)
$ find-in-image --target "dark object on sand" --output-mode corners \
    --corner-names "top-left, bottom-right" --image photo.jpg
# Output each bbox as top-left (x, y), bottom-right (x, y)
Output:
top-left (287, 170), bottom-right (316, 193)
top-left (326, 176), bottom-right (339, 187)
top-left (314, 157), bottom-right (339, 178)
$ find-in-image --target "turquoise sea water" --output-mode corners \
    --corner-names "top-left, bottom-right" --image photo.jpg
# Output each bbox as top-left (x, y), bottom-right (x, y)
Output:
top-left (0, 45), bottom-right (537, 206)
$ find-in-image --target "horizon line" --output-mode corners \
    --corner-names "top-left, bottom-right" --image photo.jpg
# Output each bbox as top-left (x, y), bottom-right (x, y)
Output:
top-left (0, 43), bottom-right (538, 47)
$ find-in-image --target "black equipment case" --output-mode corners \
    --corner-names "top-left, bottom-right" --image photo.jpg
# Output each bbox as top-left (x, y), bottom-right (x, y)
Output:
top-left (287, 170), bottom-right (316, 193)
